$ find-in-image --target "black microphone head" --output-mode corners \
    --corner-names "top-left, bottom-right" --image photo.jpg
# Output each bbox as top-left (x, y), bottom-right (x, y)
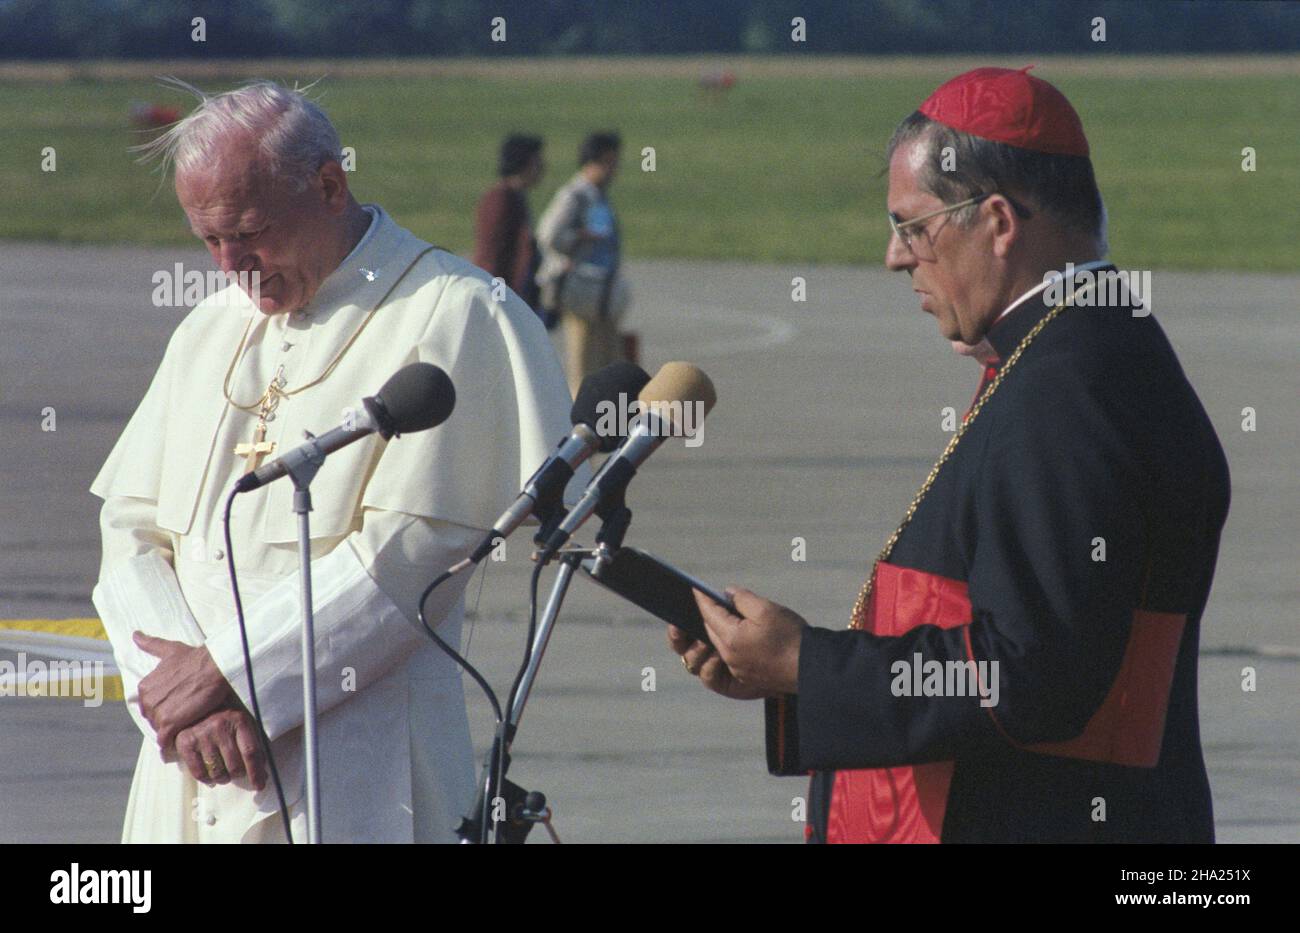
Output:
top-left (369, 362), bottom-right (456, 438)
top-left (571, 360), bottom-right (650, 452)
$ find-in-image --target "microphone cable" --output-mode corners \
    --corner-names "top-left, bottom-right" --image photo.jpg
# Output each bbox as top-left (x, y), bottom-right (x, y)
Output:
top-left (416, 545), bottom-right (548, 844)
top-left (496, 557), bottom-right (547, 843)
top-left (222, 487), bottom-right (294, 844)
top-left (417, 565), bottom-right (503, 841)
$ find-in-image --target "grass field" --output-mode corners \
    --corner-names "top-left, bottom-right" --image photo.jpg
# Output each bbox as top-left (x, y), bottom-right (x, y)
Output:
top-left (0, 57), bottom-right (1296, 271)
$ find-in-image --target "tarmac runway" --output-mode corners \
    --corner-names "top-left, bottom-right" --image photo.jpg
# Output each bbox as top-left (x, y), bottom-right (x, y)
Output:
top-left (0, 244), bottom-right (1295, 842)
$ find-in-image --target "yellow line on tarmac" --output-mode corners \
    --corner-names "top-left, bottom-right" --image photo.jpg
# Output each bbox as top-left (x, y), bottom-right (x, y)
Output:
top-left (0, 618), bottom-right (122, 700)
top-left (0, 618), bottom-right (108, 639)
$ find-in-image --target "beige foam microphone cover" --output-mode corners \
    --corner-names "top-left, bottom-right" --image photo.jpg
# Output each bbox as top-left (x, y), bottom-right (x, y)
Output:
top-left (636, 362), bottom-right (716, 428)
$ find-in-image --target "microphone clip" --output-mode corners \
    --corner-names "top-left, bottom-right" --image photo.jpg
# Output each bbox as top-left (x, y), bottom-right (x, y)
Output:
top-left (593, 502), bottom-right (632, 554)
top-left (286, 429), bottom-right (327, 490)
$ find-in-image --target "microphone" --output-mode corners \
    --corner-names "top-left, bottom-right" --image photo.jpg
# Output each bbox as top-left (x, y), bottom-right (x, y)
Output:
top-left (538, 362), bottom-right (716, 560)
top-left (460, 361), bottom-right (650, 566)
top-left (234, 362), bottom-right (456, 493)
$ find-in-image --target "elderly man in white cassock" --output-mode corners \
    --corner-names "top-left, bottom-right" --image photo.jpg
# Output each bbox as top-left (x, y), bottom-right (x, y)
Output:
top-left (91, 81), bottom-right (575, 843)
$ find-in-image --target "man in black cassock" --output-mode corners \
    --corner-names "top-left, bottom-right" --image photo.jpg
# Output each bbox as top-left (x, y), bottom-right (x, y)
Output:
top-left (670, 67), bottom-right (1230, 843)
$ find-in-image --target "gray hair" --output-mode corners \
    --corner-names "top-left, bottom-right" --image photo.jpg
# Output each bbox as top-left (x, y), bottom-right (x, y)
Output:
top-left (134, 78), bottom-right (342, 192)
top-left (886, 111), bottom-right (1108, 256)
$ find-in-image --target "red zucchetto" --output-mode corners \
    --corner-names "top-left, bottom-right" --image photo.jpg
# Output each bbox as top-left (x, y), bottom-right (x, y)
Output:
top-left (918, 66), bottom-right (1090, 158)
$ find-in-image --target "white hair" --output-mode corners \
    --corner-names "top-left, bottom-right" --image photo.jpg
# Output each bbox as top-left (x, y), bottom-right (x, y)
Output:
top-left (133, 78), bottom-right (341, 191)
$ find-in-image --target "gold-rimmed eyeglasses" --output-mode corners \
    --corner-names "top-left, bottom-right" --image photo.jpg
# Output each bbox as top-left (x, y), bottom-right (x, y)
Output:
top-left (887, 194), bottom-right (991, 253)
top-left (888, 192), bottom-right (1034, 255)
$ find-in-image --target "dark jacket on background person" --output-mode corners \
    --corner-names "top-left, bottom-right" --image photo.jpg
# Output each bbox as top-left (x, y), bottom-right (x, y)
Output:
top-left (473, 181), bottom-right (539, 309)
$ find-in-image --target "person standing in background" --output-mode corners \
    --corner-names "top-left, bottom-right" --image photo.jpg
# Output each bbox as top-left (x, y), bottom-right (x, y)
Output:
top-left (473, 134), bottom-right (546, 319)
top-left (536, 132), bottom-right (629, 395)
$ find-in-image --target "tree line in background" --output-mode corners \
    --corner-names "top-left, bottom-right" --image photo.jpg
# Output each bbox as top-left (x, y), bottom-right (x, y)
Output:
top-left (1, 0), bottom-right (1296, 59)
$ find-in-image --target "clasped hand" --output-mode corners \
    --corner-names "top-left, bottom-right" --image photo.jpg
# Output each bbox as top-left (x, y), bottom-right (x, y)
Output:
top-left (134, 633), bottom-right (267, 790)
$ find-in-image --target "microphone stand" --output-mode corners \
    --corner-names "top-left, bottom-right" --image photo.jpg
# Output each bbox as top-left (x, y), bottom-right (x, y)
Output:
top-left (284, 431), bottom-right (326, 844)
top-left (458, 550), bottom-right (578, 844)
top-left (511, 493), bottom-right (632, 731)
top-left (457, 497), bottom-right (633, 844)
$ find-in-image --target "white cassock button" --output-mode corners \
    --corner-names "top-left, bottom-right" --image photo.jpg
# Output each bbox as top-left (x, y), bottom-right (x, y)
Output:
top-left (205, 814), bottom-right (217, 826)
top-left (281, 342), bottom-right (292, 352)
top-left (213, 549), bottom-right (225, 561)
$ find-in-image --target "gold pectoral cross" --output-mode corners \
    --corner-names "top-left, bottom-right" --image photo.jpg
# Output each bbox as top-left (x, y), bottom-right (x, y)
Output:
top-left (235, 419), bottom-right (276, 474)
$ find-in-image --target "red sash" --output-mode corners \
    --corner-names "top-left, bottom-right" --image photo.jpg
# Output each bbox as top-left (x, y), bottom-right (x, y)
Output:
top-left (825, 561), bottom-right (1185, 844)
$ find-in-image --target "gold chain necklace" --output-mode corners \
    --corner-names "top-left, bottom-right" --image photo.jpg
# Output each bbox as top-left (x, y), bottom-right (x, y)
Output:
top-left (222, 245), bottom-right (437, 473)
top-left (849, 278), bottom-right (1097, 628)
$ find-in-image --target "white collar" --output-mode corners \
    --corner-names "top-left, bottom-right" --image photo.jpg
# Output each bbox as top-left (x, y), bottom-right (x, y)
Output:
top-left (993, 258), bottom-right (1112, 325)
top-left (954, 259), bottom-right (1112, 365)
top-left (338, 204), bottom-right (380, 268)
